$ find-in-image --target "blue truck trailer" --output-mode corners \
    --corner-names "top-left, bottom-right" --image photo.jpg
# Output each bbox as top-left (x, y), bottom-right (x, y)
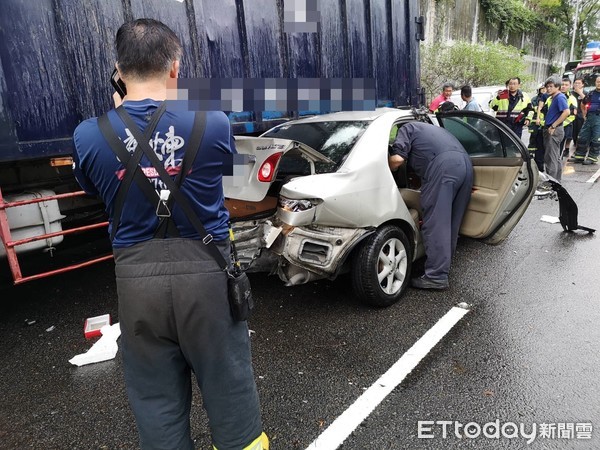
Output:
top-left (0, 0), bottom-right (423, 284)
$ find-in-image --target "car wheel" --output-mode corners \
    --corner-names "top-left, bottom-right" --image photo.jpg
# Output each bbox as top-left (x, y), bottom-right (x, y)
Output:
top-left (352, 225), bottom-right (412, 307)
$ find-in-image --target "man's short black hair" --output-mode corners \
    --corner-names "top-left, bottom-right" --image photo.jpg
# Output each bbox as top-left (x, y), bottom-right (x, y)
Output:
top-left (442, 82), bottom-right (454, 90)
top-left (460, 85), bottom-right (472, 98)
top-left (509, 77), bottom-right (521, 84)
top-left (116, 18), bottom-right (182, 80)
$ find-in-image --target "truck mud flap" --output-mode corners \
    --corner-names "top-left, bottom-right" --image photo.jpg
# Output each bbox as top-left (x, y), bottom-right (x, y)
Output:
top-left (548, 180), bottom-right (595, 233)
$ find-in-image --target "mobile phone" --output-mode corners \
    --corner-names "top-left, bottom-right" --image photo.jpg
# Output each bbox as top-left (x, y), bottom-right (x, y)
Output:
top-left (110, 68), bottom-right (127, 98)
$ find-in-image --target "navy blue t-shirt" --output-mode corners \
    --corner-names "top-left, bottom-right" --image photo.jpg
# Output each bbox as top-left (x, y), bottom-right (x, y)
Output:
top-left (544, 92), bottom-right (569, 125)
top-left (73, 100), bottom-right (234, 247)
top-left (586, 90), bottom-right (600, 114)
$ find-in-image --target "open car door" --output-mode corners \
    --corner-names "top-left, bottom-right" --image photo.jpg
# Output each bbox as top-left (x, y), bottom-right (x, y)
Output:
top-left (434, 111), bottom-right (538, 244)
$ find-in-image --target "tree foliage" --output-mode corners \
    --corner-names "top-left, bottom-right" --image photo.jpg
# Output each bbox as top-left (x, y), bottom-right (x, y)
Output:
top-left (480, 0), bottom-right (600, 58)
top-left (420, 41), bottom-right (533, 103)
top-left (535, 0), bottom-right (600, 58)
top-left (480, 0), bottom-right (541, 35)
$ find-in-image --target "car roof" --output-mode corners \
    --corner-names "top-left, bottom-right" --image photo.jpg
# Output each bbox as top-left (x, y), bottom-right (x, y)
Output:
top-left (287, 108), bottom-right (414, 124)
top-left (452, 86), bottom-right (505, 96)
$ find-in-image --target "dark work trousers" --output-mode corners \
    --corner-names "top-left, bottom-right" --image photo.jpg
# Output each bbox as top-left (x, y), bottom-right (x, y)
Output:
top-left (561, 123), bottom-right (573, 155)
top-left (420, 151), bottom-right (473, 281)
top-left (114, 238), bottom-right (262, 450)
top-left (573, 116), bottom-right (584, 145)
top-left (574, 114), bottom-right (600, 162)
top-left (534, 128), bottom-right (546, 172)
top-left (509, 123), bottom-right (524, 141)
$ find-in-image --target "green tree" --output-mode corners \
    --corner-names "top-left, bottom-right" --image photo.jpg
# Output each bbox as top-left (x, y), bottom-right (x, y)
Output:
top-left (530, 0), bottom-right (600, 58)
top-left (421, 41), bottom-right (532, 103)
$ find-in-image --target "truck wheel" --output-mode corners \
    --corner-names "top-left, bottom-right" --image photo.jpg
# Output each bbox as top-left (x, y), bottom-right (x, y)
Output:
top-left (352, 225), bottom-right (412, 307)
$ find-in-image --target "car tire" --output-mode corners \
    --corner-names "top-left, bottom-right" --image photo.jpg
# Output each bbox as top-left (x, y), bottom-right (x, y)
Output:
top-left (352, 225), bottom-right (412, 307)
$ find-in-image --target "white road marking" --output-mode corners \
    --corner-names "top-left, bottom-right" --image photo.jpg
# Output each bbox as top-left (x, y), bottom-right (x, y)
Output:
top-left (305, 304), bottom-right (470, 450)
top-left (586, 166), bottom-right (600, 184)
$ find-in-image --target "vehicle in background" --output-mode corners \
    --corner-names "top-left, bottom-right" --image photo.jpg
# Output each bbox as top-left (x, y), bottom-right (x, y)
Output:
top-left (563, 60), bottom-right (581, 83)
top-left (450, 86), bottom-right (505, 116)
top-left (224, 108), bottom-right (541, 307)
top-left (574, 41), bottom-right (600, 93)
top-left (0, 0), bottom-right (423, 284)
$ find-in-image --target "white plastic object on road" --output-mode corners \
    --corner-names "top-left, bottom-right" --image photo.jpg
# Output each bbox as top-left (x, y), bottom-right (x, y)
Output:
top-left (540, 215), bottom-right (560, 224)
top-left (69, 323), bottom-right (121, 367)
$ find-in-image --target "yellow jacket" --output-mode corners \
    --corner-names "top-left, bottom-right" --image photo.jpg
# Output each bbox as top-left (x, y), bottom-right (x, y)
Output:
top-left (489, 90), bottom-right (534, 124)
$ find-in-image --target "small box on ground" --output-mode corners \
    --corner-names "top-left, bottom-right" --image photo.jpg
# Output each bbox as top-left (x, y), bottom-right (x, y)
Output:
top-left (84, 314), bottom-right (111, 339)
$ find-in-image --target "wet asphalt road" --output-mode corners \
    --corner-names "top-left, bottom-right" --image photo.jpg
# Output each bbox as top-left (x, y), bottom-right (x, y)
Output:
top-left (1, 161), bottom-right (599, 450)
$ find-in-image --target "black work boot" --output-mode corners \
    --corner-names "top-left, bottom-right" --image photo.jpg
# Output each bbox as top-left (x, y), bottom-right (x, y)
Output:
top-left (411, 275), bottom-right (449, 290)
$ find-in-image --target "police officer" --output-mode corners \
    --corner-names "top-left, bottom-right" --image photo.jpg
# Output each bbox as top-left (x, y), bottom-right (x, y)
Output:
top-left (73, 19), bottom-right (268, 450)
top-left (489, 77), bottom-right (533, 139)
top-left (569, 75), bottom-right (600, 165)
top-left (388, 114), bottom-right (473, 290)
top-left (572, 77), bottom-right (586, 146)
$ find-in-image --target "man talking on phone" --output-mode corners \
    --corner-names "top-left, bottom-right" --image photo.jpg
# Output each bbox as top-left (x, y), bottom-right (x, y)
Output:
top-left (72, 19), bottom-right (268, 450)
top-left (489, 77), bottom-right (533, 139)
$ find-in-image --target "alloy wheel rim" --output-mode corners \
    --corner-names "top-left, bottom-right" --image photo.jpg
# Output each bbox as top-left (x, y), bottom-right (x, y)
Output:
top-left (377, 237), bottom-right (408, 295)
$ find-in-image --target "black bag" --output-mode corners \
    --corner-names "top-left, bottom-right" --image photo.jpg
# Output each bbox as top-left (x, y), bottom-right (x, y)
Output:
top-left (227, 270), bottom-right (254, 321)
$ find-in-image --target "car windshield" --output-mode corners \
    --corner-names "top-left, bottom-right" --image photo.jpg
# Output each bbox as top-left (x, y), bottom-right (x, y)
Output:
top-left (263, 121), bottom-right (370, 174)
top-left (577, 66), bottom-right (600, 91)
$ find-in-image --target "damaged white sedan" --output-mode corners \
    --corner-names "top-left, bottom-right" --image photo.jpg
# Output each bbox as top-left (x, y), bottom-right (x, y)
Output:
top-left (224, 108), bottom-right (540, 307)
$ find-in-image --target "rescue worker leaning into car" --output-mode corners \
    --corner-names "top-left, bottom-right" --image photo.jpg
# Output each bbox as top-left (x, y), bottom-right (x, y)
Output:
top-left (388, 109), bottom-right (473, 290)
top-left (489, 77), bottom-right (534, 139)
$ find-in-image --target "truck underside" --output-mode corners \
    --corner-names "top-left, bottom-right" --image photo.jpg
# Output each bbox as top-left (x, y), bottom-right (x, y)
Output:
top-left (0, 159), bottom-right (111, 284)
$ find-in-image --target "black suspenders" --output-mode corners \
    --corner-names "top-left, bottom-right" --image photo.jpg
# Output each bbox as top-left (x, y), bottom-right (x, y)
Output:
top-left (97, 105), bottom-right (229, 269)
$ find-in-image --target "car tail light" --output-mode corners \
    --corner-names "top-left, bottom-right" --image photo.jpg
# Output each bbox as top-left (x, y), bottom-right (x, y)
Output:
top-left (258, 152), bottom-right (283, 182)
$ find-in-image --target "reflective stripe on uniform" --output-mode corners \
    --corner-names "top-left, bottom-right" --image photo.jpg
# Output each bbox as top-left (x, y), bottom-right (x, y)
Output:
top-left (564, 93), bottom-right (578, 126)
top-left (489, 91), bottom-right (532, 122)
top-left (213, 432), bottom-right (269, 450)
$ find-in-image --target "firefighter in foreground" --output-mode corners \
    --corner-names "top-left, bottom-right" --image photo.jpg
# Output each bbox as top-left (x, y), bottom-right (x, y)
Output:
top-left (73, 18), bottom-right (268, 450)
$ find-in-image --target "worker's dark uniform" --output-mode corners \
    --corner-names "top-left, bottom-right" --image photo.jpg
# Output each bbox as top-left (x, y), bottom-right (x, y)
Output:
top-left (391, 122), bottom-right (473, 282)
top-left (73, 101), bottom-right (263, 450)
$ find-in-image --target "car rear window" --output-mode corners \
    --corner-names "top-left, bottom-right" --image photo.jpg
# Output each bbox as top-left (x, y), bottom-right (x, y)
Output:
top-left (263, 121), bottom-right (370, 173)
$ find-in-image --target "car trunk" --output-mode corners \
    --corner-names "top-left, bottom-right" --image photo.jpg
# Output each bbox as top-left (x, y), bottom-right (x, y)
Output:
top-left (223, 137), bottom-right (333, 272)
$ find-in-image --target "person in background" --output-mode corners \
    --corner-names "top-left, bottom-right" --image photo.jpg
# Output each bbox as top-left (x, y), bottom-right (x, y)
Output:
top-left (460, 85), bottom-right (483, 112)
top-left (569, 74), bottom-right (600, 165)
top-left (73, 18), bottom-right (268, 450)
top-left (559, 78), bottom-right (578, 158)
top-left (429, 82), bottom-right (454, 113)
top-left (528, 84), bottom-right (546, 172)
top-left (388, 118), bottom-right (473, 290)
top-left (541, 76), bottom-right (570, 180)
top-left (489, 77), bottom-right (533, 139)
top-left (572, 77), bottom-right (586, 147)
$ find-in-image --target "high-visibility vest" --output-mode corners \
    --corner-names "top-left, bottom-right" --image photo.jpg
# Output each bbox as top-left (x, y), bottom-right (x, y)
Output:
top-left (563, 92), bottom-right (577, 126)
top-left (489, 90), bottom-right (534, 123)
